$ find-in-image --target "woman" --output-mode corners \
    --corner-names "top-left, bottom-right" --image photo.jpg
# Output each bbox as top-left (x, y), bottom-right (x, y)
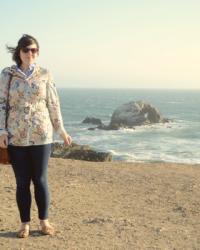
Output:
top-left (0, 34), bottom-right (72, 238)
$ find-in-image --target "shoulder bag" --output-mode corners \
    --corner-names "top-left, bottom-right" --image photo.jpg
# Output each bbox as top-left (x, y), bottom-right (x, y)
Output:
top-left (0, 74), bottom-right (13, 165)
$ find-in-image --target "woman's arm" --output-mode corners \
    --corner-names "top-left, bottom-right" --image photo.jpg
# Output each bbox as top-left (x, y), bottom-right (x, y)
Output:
top-left (0, 70), bottom-right (9, 136)
top-left (46, 71), bottom-right (72, 145)
top-left (0, 70), bottom-right (9, 148)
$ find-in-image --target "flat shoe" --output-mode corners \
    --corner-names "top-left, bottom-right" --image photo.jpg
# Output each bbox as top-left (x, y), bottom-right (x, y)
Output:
top-left (40, 224), bottom-right (55, 236)
top-left (17, 228), bottom-right (29, 238)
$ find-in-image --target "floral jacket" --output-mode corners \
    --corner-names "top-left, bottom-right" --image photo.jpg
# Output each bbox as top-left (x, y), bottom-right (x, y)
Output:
top-left (0, 65), bottom-right (66, 146)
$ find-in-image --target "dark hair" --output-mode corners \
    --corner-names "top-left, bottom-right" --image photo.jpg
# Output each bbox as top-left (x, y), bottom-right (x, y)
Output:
top-left (6, 34), bottom-right (39, 67)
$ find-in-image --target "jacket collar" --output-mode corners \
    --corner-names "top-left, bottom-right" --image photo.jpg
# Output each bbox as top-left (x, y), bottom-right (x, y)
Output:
top-left (6, 64), bottom-right (40, 80)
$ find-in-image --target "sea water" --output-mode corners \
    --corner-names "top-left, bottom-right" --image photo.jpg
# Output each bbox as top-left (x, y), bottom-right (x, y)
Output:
top-left (56, 88), bottom-right (200, 164)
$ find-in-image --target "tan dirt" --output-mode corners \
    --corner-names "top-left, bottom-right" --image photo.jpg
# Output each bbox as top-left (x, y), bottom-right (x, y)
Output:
top-left (0, 158), bottom-right (200, 250)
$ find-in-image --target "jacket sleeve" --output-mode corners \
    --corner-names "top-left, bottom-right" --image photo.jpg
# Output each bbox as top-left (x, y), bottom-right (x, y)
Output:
top-left (46, 71), bottom-right (66, 136)
top-left (0, 70), bottom-right (9, 136)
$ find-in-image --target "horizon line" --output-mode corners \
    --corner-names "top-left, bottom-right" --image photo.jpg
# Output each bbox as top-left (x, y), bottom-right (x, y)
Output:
top-left (57, 87), bottom-right (200, 90)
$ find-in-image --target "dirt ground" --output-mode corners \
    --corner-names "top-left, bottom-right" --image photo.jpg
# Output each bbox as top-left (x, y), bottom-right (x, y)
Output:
top-left (0, 158), bottom-right (200, 250)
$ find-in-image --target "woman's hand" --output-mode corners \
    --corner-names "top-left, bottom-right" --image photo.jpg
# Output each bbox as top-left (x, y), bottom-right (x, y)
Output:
top-left (0, 134), bottom-right (8, 148)
top-left (60, 131), bottom-right (72, 146)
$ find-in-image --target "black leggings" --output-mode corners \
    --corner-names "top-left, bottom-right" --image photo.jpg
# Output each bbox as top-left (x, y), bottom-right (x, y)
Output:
top-left (8, 144), bottom-right (52, 223)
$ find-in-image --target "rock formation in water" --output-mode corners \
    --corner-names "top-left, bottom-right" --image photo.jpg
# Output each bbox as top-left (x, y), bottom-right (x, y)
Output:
top-left (83, 100), bottom-right (170, 130)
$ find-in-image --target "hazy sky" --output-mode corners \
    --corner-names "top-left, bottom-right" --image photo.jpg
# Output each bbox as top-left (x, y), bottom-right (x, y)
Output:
top-left (0, 0), bottom-right (199, 88)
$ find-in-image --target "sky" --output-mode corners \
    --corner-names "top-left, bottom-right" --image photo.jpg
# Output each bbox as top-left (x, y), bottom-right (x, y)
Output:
top-left (0, 0), bottom-right (200, 89)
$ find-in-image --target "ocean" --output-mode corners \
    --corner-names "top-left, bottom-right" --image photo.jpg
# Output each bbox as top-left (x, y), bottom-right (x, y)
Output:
top-left (56, 88), bottom-right (200, 164)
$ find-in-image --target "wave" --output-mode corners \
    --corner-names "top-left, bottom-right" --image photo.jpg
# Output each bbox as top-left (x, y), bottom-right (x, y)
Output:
top-left (113, 152), bottom-right (200, 164)
top-left (167, 101), bottom-right (183, 104)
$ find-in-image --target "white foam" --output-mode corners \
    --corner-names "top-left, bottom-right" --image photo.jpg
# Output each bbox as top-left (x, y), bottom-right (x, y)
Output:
top-left (113, 151), bottom-right (200, 164)
top-left (167, 101), bottom-right (183, 104)
top-left (108, 150), bottom-right (121, 156)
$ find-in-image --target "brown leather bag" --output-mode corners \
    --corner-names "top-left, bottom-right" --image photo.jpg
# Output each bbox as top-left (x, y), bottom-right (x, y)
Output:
top-left (0, 74), bottom-right (13, 165)
top-left (0, 148), bottom-right (10, 164)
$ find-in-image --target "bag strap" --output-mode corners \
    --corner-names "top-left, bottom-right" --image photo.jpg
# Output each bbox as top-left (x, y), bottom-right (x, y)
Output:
top-left (5, 74), bottom-right (13, 129)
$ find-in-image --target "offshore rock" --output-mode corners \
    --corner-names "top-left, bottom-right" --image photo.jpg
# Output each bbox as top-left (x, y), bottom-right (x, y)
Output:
top-left (82, 117), bottom-right (103, 126)
top-left (108, 101), bottom-right (169, 129)
top-left (86, 100), bottom-right (170, 130)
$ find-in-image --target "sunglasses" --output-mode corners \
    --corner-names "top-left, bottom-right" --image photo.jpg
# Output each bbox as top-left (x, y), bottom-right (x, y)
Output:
top-left (21, 47), bottom-right (39, 54)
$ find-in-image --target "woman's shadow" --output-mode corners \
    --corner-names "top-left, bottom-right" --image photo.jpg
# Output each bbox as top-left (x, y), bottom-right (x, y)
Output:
top-left (0, 230), bottom-right (44, 238)
top-left (0, 231), bottom-right (16, 238)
